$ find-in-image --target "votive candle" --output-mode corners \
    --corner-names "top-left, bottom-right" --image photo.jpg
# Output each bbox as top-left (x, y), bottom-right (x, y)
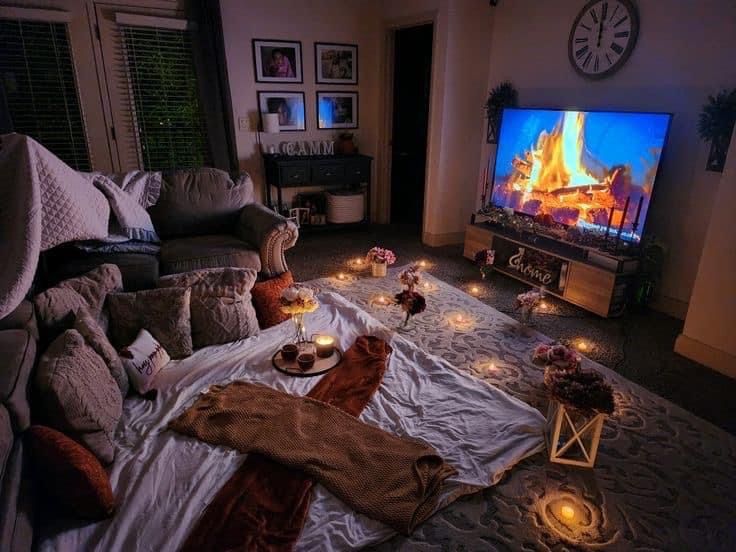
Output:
top-left (314, 335), bottom-right (335, 358)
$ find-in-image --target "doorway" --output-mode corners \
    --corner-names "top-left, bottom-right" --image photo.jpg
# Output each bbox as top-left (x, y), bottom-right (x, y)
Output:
top-left (389, 23), bottom-right (433, 227)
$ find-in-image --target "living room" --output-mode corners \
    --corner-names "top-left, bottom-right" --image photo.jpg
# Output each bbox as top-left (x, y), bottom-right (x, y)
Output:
top-left (0, 0), bottom-right (734, 550)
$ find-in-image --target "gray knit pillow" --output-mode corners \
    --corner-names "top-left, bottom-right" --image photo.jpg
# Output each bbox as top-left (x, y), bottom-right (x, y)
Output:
top-left (107, 287), bottom-right (193, 359)
top-left (74, 307), bottom-right (129, 398)
top-left (157, 268), bottom-right (259, 348)
top-left (35, 329), bottom-right (122, 464)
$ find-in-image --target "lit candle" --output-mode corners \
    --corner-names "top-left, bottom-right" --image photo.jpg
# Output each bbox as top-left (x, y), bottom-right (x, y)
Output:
top-left (560, 505), bottom-right (575, 521)
top-left (356, 258), bottom-right (363, 265)
top-left (314, 335), bottom-right (335, 358)
top-left (470, 286), bottom-right (480, 295)
top-left (419, 260), bottom-right (426, 267)
top-left (540, 301), bottom-right (547, 310)
top-left (455, 314), bottom-right (464, 323)
top-left (577, 340), bottom-right (588, 351)
top-left (423, 282), bottom-right (431, 290)
top-left (337, 272), bottom-right (346, 280)
top-left (377, 295), bottom-right (386, 304)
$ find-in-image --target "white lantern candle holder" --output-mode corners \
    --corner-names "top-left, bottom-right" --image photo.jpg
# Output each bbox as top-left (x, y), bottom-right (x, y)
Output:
top-left (546, 400), bottom-right (605, 468)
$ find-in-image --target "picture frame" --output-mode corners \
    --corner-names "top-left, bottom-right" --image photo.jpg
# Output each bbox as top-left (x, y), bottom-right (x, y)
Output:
top-left (252, 39), bottom-right (303, 83)
top-left (258, 91), bottom-right (306, 132)
top-left (317, 91), bottom-right (358, 129)
top-left (314, 42), bottom-right (358, 85)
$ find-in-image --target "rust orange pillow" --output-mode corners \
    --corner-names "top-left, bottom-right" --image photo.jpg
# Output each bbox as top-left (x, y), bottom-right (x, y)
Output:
top-left (251, 271), bottom-right (294, 329)
top-left (27, 425), bottom-right (115, 520)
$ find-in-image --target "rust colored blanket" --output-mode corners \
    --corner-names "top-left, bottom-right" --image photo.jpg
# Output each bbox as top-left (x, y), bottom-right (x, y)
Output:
top-left (169, 337), bottom-right (457, 549)
top-left (181, 335), bottom-right (392, 551)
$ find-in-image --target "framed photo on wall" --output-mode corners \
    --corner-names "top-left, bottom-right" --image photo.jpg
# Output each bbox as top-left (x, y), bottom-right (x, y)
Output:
top-left (317, 91), bottom-right (358, 129)
top-left (252, 39), bottom-right (303, 83)
top-left (314, 42), bottom-right (358, 84)
top-left (258, 91), bottom-right (306, 131)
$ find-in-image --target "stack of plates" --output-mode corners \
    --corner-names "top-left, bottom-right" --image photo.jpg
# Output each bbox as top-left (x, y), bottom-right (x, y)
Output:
top-left (327, 191), bottom-right (364, 224)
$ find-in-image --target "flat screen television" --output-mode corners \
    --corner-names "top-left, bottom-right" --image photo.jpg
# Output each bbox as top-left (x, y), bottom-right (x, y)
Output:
top-left (489, 108), bottom-right (671, 243)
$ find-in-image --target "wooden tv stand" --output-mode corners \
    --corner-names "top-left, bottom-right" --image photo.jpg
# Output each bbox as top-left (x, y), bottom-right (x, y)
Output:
top-left (463, 223), bottom-right (639, 317)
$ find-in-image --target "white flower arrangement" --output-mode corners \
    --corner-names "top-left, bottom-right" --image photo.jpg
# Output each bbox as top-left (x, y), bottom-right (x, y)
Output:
top-left (280, 285), bottom-right (319, 315)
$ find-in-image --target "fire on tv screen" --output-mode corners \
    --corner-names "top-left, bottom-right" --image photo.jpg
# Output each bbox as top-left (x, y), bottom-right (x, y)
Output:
top-left (490, 108), bottom-right (671, 242)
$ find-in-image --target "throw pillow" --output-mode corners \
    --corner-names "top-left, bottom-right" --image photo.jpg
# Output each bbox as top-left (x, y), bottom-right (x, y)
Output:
top-left (27, 425), bottom-right (115, 520)
top-left (119, 329), bottom-right (171, 394)
top-left (251, 271), bottom-right (295, 329)
top-left (74, 307), bottom-right (129, 398)
top-left (35, 330), bottom-right (122, 464)
top-left (107, 287), bottom-right (193, 359)
top-left (157, 268), bottom-right (259, 348)
top-left (34, 264), bottom-right (123, 338)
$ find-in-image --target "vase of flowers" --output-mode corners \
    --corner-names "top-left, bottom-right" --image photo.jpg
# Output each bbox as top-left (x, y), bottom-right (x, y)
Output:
top-left (394, 265), bottom-right (426, 329)
top-left (366, 247), bottom-right (396, 278)
top-left (515, 288), bottom-right (543, 325)
top-left (474, 249), bottom-right (495, 279)
top-left (532, 341), bottom-right (614, 468)
top-left (279, 285), bottom-right (319, 345)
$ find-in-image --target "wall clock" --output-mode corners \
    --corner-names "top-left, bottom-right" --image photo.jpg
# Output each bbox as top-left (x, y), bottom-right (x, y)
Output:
top-left (568, 0), bottom-right (639, 79)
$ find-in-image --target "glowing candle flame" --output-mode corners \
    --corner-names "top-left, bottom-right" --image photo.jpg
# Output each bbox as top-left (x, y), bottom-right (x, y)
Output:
top-left (419, 260), bottom-right (426, 267)
top-left (356, 258), bottom-right (362, 265)
top-left (471, 286), bottom-right (479, 295)
top-left (540, 301), bottom-right (547, 310)
top-left (314, 335), bottom-right (334, 346)
top-left (337, 273), bottom-right (345, 280)
top-left (577, 340), bottom-right (588, 351)
top-left (423, 282), bottom-right (430, 289)
top-left (377, 296), bottom-right (386, 304)
top-left (561, 505), bottom-right (575, 520)
top-left (455, 314), bottom-right (463, 323)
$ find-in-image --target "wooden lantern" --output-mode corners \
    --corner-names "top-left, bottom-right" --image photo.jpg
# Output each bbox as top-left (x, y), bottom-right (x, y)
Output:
top-left (546, 400), bottom-right (605, 468)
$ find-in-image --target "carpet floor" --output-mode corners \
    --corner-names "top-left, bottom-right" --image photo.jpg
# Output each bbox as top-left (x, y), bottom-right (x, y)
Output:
top-left (286, 224), bottom-right (736, 435)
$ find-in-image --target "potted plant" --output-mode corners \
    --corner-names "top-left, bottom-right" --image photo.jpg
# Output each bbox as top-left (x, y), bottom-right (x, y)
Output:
top-left (485, 81), bottom-right (518, 144)
top-left (698, 88), bottom-right (736, 172)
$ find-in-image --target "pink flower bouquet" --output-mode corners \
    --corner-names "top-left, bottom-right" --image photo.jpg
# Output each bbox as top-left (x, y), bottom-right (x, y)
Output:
top-left (532, 342), bottom-right (580, 371)
top-left (365, 247), bottom-right (396, 265)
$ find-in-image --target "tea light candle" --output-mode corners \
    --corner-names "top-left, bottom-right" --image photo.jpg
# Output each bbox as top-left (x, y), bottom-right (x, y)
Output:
top-left (455, 314), bottom-right (464, 323)
top-left (560, 505), bottom-right (575, 521)
top-left (470, 286), bottom-right (480, 295)
top-left (356, 258), bottom-right (363, 265)
top-left (337, 272), bottom-right (346, 280)
top-left (577, 340), bottom-right (588, 351)
top-left (314, 335), bottom-right (335, 358)
top-left (377, 295), bottom-right (386, 304)
top-left (419, 260), bottom-right (427, 267)
top-left (423, 282), bottom-right (431, 290)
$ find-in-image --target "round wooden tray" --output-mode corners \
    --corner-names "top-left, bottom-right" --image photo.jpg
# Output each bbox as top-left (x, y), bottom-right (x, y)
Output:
top-left (272, 342), bottom-right (342, 377)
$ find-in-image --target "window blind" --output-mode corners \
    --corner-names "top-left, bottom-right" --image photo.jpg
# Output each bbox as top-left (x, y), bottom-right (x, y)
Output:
top-left (119, 23), bottom-right (211, 170)
top-left (0, 18), bottom-right (91, 170)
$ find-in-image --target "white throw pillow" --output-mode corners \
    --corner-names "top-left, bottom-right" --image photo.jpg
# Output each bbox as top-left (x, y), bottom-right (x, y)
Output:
top-left (119, 329), bottom-right (171, 394)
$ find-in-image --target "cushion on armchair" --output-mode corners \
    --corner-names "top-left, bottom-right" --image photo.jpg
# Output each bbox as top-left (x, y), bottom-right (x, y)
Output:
top-left (160, 235), bottom-right (261, 275)
top-left (149, 169), bottom-right (253, 239)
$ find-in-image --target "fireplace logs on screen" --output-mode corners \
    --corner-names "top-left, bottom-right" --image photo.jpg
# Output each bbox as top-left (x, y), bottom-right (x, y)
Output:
top-left (492, 111), bottom-right (659, 242)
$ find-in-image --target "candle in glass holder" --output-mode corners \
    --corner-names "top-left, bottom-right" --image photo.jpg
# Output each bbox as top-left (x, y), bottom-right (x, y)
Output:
top-left (314, 335), bottom-right (335, 358)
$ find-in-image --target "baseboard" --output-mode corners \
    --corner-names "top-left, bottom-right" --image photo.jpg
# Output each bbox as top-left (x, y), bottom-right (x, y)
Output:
top-left (674, 333), bottom-right (736, 379)
top-left (422, 231), bottom-right (465, 247)
top-left (650, 294), bottom-right (689, 320)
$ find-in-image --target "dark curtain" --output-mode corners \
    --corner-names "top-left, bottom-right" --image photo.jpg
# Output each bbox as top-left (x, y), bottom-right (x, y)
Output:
top-left (190, 0), bottom-right (238, 172)
top-left (0, 82), bottom-right (12, 134)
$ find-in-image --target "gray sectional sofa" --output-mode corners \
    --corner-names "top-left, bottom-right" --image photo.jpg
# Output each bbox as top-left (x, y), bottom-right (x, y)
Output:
top-left (42, 168), bottom-right (299, 290)
top-left (0, 167), bottom-right (298, 551)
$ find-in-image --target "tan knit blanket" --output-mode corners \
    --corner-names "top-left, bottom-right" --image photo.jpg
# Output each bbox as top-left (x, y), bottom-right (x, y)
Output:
top-left (169, 381), bottom-right (457, 534)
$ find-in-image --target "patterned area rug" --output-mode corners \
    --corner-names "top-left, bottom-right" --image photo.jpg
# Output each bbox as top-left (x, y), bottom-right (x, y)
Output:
top-left (312, 266), bottom-right (736, 551)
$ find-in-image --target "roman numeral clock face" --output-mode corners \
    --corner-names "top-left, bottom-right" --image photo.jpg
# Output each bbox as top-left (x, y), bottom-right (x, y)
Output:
top-left (568, 0), bottom-right (639, 79)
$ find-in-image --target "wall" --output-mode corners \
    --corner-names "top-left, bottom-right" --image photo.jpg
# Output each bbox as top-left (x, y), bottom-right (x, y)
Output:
top-left (218, 0), bottom-right (381, 213)
top-left (675, 126), bottom-right (736, 376)
top-left (481, 0), bottom-right (736, 317)
top-left (379, 0), bottom-right (494, 245)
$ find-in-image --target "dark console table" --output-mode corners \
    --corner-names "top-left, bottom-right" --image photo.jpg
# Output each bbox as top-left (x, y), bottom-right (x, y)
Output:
top-left (263, 154), bottom-right (373, 222)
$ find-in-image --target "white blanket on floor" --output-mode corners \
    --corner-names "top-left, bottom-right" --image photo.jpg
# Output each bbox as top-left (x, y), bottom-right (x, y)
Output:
top-left (38, 292), bottom-right (545, 551)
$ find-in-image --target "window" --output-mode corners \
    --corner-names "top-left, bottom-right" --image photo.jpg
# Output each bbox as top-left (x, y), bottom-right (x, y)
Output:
top-left (119, 21), bottom-right (211, 170)
top-left (0, 18), bottom-right (91, 170)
